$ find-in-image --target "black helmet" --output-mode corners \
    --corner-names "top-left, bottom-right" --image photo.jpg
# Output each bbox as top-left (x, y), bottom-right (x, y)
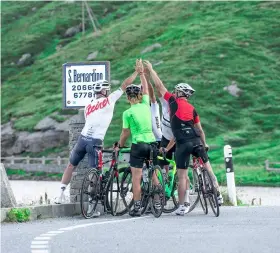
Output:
top-left (125, 84), bottom-right (142, 97)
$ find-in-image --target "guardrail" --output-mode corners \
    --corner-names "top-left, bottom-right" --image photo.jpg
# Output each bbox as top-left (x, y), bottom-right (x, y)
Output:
top-left (1, 156), bottom-right (68, 173)
top-left (265, 160), bottom-right (280, 173)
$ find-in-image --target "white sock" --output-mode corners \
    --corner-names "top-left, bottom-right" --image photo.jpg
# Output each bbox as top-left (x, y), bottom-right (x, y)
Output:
top-left (184, 190), bottom-right (190, 203)
top-left (60, 184), bottom-right (67, 191)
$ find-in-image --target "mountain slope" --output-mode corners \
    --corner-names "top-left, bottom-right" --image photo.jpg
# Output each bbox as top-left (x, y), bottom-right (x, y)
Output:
top-left (1, 1), bottom-right (280, 166)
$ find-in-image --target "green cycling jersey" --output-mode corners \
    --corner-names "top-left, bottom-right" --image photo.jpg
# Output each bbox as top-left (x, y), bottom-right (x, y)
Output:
top-left (122, 94), bottom-right (156, 144)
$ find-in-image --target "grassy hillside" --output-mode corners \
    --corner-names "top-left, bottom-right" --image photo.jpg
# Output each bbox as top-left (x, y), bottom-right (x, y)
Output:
top-left (1, 1), bottom-right (280, 168)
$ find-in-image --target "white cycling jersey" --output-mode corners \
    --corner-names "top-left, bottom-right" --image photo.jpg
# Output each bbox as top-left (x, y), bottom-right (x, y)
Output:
top-left (150, 101), bottom-right (162, 141)
top-left (81, 88), bottom-right (123, 140)
top-left (159, 97), bottom-right (174, 141)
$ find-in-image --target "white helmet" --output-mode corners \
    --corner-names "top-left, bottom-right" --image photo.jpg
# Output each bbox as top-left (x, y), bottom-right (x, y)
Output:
top-left (175, 83), bottom-right (195, 98)
top-left (93, 80), bottom-right (110, 93)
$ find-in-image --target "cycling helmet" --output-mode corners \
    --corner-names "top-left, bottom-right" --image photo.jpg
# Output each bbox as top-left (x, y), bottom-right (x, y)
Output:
top-left (174, 83), bottom-right (195, 98)
top-left (126, 84), bottom-right (142, 97)
top-left (93, 80), bottom-right (110, 93)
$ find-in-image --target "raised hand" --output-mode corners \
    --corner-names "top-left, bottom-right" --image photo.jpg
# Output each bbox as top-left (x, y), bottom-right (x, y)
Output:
top-left (143, 60), bottom-right (153, 71)
top-left (135, 59), bottom-right (144, 74)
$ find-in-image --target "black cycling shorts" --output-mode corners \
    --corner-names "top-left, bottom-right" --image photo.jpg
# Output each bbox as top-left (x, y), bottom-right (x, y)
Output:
top-left (159, 135), bottom-right (176, 166)
top-left (175, 138), bottom-right (208, 169)
top-left (69, 135), bottom-right (103, 168)
top-left (130, 143), bottom-right (158, 168)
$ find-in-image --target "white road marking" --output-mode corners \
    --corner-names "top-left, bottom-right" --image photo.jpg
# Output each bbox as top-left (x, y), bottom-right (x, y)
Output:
top-left (30, 245), bottom-right (49, 249)
top-left (31, 241), bottom-right (49, 245)
top-left (30, 216), bottom-right (149, 253)
top-left (34, 237), bottom-right (52, 240)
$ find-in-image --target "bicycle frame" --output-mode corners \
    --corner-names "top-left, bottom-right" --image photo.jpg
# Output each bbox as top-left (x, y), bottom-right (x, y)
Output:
top-left (157, 156), bottom-right (177, 198)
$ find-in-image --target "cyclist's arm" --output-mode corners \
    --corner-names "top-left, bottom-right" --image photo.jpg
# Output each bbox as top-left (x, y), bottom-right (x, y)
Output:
top-left (147, 79), bottom-right (156, 103)
top-left (119, 128), bottom-right (130, 147)
top-left (149, 69), bottom-right (167, 97)
top-left (120, 71), bottom-right (138, 91)
top-left (140, 72), bottom-right (148, 95)
top-left (166, 137), bottom-right (176, 152)
top-left (119, 111), bottom-right (130, 147)
top-left (194, 122), bottom-right (206, 147)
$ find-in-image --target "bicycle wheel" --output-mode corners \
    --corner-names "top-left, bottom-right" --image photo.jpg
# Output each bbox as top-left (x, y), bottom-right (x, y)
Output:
top-left (80, 169), bottom-right (100, 219)
top-left (188, 169), bottom-right (201, 213)
top-left (163, 171), bottom-right (179, 213)
top-left (150, 165), bottom-right (165, 218)
top-left (119, 167), bottom-right (134, 216)
top-left (203, 169), bottom-right (219, 217)
top-left (198, 170), bottom-right (208, 215)
top-left (107, 172), bottom-right (120, 216)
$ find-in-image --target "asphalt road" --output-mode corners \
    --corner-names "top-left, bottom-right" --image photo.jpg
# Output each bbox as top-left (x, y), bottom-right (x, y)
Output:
top-left (1, 206), bottom-right (280, 253)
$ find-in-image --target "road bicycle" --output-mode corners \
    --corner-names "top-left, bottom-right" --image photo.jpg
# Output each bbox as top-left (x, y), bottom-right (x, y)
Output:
top-left (120, 143), bottom-right (166, 218)
top-left (189, 145), bottom-right (220, 217)
top-left (80, 148), bottom-right (130, 218)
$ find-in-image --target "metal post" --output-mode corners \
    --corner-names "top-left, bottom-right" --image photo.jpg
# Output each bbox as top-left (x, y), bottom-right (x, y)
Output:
top-left (57, 156), bottom-right (61, 165)
top-left (11, 156), bottom-right (15, 165)
top-left (224, 145), bottom-right (237, 206)
top-left (26, 156), bottom-right (30, 165)
top-left (42, 156), bottom-right (46, 165)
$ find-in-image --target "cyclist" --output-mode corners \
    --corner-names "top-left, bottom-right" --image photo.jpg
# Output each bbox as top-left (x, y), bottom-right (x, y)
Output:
top-left (145, 60), bottom-right (223, 216)
top-left (55, 74), bottom-right (138, 216)
top-left (117, 59), bottom-right (160, 217)
top-left (144, 68), bottom-right (162, 147)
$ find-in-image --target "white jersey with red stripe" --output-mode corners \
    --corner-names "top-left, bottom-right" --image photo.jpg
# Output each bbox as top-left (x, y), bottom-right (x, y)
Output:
top-left (81, 88), bottom-right (123, 140)
top-left (159, 97), bottom-right (174, 141)
top-left (150, 101), bottom-right (162, 141)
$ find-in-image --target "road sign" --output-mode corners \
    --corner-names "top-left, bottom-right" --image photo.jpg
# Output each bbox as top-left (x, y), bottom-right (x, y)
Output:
top-left (62, 61), bottom-right (110, 109)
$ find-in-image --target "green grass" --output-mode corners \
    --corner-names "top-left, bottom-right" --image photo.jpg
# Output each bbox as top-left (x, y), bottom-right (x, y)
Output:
top-left (5, 208), bottom-right (31, 222)
top-left (6, 168), bottom-right (63, 180)
top-left (1, 1), bottom-right (280, 174)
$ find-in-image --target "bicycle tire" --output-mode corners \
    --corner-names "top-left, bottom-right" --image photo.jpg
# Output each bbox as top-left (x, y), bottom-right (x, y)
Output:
top-left (198, 170), bottom-right (208, 215)
top-left (119, 167), bottom-right (133, 216)
top-left (188, 169), bottom-right (201, 213)
top-left (203, 169), bottom-right (220, 217)
top-left (150, 165), bottom-right (165, 218)
top-left (109, 173), bottom-right (120, 216)
top-left (80, 169), bottom-right (100, 219)
top-left (163, 171), bottom-right (179, 213)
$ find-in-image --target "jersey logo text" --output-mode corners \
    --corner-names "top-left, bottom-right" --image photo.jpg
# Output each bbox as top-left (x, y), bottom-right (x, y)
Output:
top-left (85, 98), bottom-right (110, 117)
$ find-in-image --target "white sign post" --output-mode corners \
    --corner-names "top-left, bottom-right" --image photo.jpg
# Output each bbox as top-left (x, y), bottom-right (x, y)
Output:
top-left (62, 61), bottom-right (110, 109)
top-left (224, 145), bottom-right (237, 206)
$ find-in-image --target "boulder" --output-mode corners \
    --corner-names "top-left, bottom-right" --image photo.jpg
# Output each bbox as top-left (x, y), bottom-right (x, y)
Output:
top-left (17, 53), bottom-right (32, 66)
top-left (11, 130), bottom-right (69, 154)
top-left (1, 123), bottom-right (16, 156)
top-left (1, 163), bottom-right (17, 208)
top-left (32, 7), bottom-right (37, 11)
top-left (34, 117), bottom-right (58, 131)
top-left (141, 43), bottom-right (162, 54)
top-left (223, 82), bottom-right (242, 97)
top-left (111, 80), bottom-right (120, 86)
top-left (64, 24), bottom-right (82, 38)
top-left (86, 51), bottom-right (99, 61)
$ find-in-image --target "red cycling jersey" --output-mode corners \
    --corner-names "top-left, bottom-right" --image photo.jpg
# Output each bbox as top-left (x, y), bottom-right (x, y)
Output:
top-left (164, 91), bottom-right (200, 140)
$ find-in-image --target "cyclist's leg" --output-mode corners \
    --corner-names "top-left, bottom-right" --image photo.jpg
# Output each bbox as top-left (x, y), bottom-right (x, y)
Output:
top-left (129, 143), bottom-right (146, 216)
top-left (55, 135), bottom-right (86, 203)
top-left (172, 141), bottom-right (192, 215)
top-left (158, 136), bottom-right (170, 174)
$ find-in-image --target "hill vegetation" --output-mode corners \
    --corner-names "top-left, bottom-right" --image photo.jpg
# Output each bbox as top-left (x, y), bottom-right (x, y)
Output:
top-left (1, 1), bottom-right (280, 168)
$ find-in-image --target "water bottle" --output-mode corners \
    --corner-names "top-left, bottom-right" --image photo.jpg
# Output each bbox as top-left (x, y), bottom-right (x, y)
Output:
top-left (142, 165), bottom-right (149, 183)
top-left (161, 168), bottom-right (167, 182)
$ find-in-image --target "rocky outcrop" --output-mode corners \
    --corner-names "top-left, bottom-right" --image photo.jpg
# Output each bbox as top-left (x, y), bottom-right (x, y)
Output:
top-left (17, 53), bottom-right (32, 66)
top-left (1, 114), bottom-right (79, 157)
top-left (141, 43), bottom-right (162, 54)
top-left (64, 24), bottom-right (82, 38)
top-left (34, 117), bottom-right (58, 131)
top-left (1, 163), bottom-right (17, 208)
top-left (223, 81), bottom-right (242, 97)
top-left (87, 51), bottom-right (99, 60)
